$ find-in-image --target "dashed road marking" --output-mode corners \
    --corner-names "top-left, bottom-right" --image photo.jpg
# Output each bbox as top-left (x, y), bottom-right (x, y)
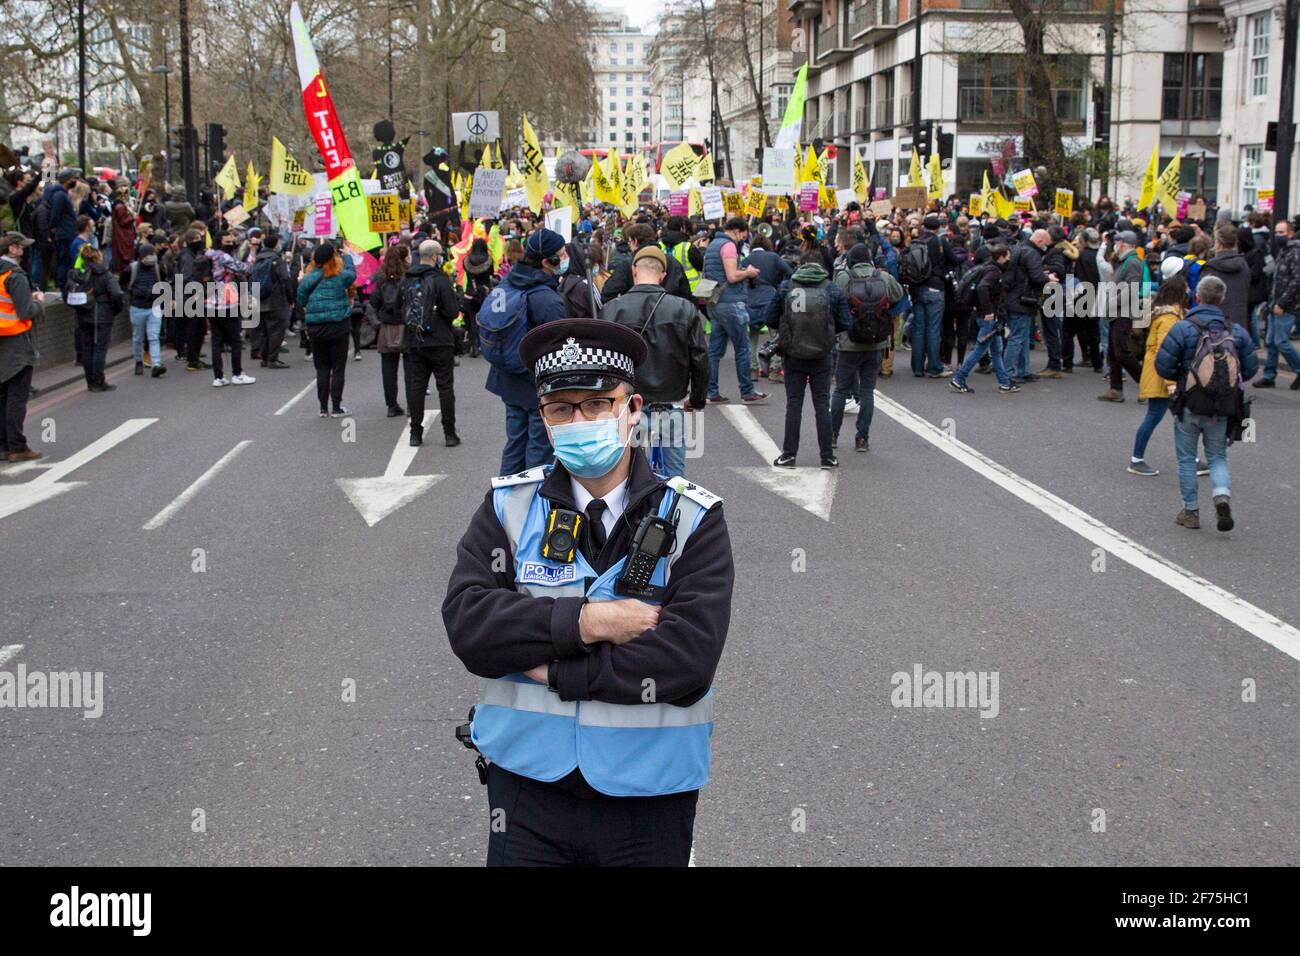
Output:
top-left (142, 440), bottom-right (253, 530)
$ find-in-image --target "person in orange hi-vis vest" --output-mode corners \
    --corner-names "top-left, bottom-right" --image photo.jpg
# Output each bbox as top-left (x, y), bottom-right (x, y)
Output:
top-left (0, 231), bottom-right (48, 462)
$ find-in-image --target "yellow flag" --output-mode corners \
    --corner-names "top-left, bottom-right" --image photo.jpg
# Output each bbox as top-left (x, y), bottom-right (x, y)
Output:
top-left (520, 114), bottom-right (550, 214)
top-left (817, 149), bottom-right (830, 183)
top-left (661, 142), bottom-right (699, 189)
top-left (852, 152), bottom-right (869, 204)
top-left (478, 142), bottom-right (493, 171)
top-left (243, 161), bottom-right (260, 211)
top-left (800, 144), bottom-right (822, 185)
top-left (632, 153), bottom-right (649, 193)
top-left (694, 151), bottom-right (715, 183)
top-left (1138, 145), bottom-right (1159, 210)
top-left (593, 149), bottom-right (620, 204)
top-left (688, 188), bottom-right (702, 217)
top-left (269, 137), bottom-right (312, 195)
top-left (980, 170), bottom-right (996, 218)
top-left (993, 189), bottom-right (1015, 220)
top-left (607, 147), bottom-right (623, 200)
top-left (927, 153), bottom-right (943, 201)
top-left (908, 148), bottom-right (923, 187)
top-left (214, 155), bottom-right (241, 197)
top-left (554, 180), bottom-right (580, 213)
top-left (1156, 152), bottom-right (1182, 212)
top-left (620, 153), bottom-right (639, 216)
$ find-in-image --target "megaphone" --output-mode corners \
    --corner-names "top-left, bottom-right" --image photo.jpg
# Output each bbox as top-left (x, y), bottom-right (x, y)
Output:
top-left (755, 222), bottom-right (773, 239)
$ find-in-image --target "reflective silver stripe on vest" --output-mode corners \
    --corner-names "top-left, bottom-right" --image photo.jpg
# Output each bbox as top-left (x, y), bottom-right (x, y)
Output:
top-left (498, 482), bottom-right (535, 559)
top-left (580, 694), bottom-right (713, 728)
top-left (480, 677), bottom-right (577, 717)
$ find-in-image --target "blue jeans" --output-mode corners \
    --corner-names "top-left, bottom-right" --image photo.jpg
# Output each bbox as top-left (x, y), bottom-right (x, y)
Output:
top-left (1097, 316), bottom-right (1111, 374)
top-left (1004, 312), bottom-right (1034, 378)
top-left (831, 348), bottom-right (883, 441)
top-left (1132, 396), bottom-right (1170, 460)
top-left (1249, 302), bottom-right (1265, 349)
top-left (954, 318), bottom-right (1011, 387)
top-left (910, 287), bottom-right (945, 375)
top-left (129, 305), bottom-right (162, 364)
top-left (1173, 410), bottom-right (1229, 511)
top-left (501, 403), bottom-right (553, 474)
top-left (647, 406), bottom-right (687, 479)
top-left (708, 300), bottom-right (757, 398)
top-left (1264, 311), bottom-right (1300, 380)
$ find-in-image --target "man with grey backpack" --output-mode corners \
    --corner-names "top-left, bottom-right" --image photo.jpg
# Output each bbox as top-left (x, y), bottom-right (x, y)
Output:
top-left (1154, 274), bottom-right (1258, 533)
top-left (763, 252), bottom-right (853, 468)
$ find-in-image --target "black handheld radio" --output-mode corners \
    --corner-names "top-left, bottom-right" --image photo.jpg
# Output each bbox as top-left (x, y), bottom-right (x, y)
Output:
top-left (615, 489), bottom-right (680, 598)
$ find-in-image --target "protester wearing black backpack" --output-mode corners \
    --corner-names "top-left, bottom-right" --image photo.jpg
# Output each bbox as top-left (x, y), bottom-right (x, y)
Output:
top-left (251, 232), bottom-right (292, 369)
top-left (950, 244), bottom-right (1020, 393)
top-left (832, 244), bottom-right (903, 453)
top-left (763, 253), bottom-right (853, 468)
top-left (400, 240), bottom-right (462, 448)
top-left (903, 215), bottom-right (960, 378)
top-left (1154, 275), bottom-right (1259, 533)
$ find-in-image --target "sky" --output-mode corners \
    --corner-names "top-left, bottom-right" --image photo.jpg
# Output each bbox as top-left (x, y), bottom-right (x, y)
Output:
top-left (602, 2), bottom-right (658, 32)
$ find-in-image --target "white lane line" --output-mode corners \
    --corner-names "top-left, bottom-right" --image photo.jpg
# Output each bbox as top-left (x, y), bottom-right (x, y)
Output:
top-left (30, 418), bottom-right (157, 486)
top-left (142, 441), bottom-right (252, 530)
top-left (873, 391), bottom-right (1300, 663)
top-left (719, 404), bottom-right (781, 462)
top-left (273, 379), bottom-right (317, 416)
top-left (0, 645), bottom-right (24, 667)
top-left (719, 404), bottom-right (838, 521)
top-left (384, 411), bottom-right (438, 477)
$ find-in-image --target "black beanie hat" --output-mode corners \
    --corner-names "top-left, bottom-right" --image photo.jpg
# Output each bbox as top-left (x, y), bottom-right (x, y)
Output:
top-left (313, 242), bottom-right (335, 265)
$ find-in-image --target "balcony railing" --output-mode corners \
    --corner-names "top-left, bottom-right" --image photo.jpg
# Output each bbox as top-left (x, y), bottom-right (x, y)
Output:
top-left (852, 0), bottom-right (901, 38)
top-left (958, 85), bottom-right (1087, 122)
top-left (874, 99), bottom-right (894, 128)
top-left (836, 110), bottom-right (852, 135)
top-left (854, 106), bottom-right (871, 132)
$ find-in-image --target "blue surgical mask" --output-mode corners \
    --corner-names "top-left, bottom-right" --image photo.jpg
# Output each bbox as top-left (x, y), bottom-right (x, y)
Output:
top-left (557, 256), bottom-right (570, 275)
top-left (549, 401), bottom-right (629, 478)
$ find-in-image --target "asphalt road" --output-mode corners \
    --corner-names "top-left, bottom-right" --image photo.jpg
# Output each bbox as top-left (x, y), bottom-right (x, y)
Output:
top-left (2, 338), bottom-right (1298, 866)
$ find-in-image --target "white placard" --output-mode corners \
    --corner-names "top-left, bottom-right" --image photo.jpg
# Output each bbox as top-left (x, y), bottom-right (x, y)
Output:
top-left (467, 168), bottom-right (508, 220)
top-left (701, 186), bottom-right (724, 221)
top-left (452, 111), bottom-right (500, 145)
top-left (761, 147), bottom-right (796, 193)
top-left (500, 187), bottom-right (527, 211)
top-left (545, 206), bottom-right (573, 243)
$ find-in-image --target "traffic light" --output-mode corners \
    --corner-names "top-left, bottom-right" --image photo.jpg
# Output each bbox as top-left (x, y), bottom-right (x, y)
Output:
top-left (207, 122), bottom-right (226, 178)
top-left (915, 120), bottom-right (932, 159)
top-left (1267, 121), bottom-right (1278, 152)
top-left (938, 130), bottom-right (955, 167)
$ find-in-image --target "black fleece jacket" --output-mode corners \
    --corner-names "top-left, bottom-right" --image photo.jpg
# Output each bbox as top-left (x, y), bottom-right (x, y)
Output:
top-left (442, 449), bottom-right (733, 708)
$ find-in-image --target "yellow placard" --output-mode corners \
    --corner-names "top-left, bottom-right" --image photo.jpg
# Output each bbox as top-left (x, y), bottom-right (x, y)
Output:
top-left (662, 143), bottom-right (701, 190)
top-left (1013, 197), bottom-right (1034, 214)
top-left (968, 192), bottom-right (983, 217)
top-left (1054, 188), bottom-right (1074, 218)
top-left (398, 198), bottom-right (414, 228)
top-left (746, 189), bottom-right (767, 217)
top-left (722, 190), bottom-right (745, 215)
top-left (776, 196), bottom-right (789, 212)
top-left (822, 187), bottom-right (838, 209)
top-left (367, 192), bottom-right (400, 233)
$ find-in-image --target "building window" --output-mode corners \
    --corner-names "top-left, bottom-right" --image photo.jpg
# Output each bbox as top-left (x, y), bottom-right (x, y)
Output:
top-left (610, 133), bottom-right (618, 143)
top-left (610, 117), bottom-right (617, 127)
top-left (626, 87), bottom-right (633, 96)
top-left (642, 132), bottom-right (650, 143)
top-left (957, 54), bottom-right (1087, 122)
top-left (1249, 13), bottom-right (1269, 100)
top-left (1241, 144), bottom-right (1263, 208)
top-left (626, 117), bottom-right (633, 127)
top-left (772, 84), bottom-right (791, 122)
top-left (625, 74), bottom-right (633, 82)
top-left (642, 116), bottom-right (649, 127)
top-left (1162, 52), bottom-right (1222, 121)
top-left (642, 101), bottom-right (650, 111)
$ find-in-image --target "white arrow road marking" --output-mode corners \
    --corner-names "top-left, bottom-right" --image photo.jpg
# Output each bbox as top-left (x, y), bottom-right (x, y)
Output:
top-left (0, 459), bottom-right (54, 478)
top-left (719, 405), bottom-right (837, 521)
top-left (143, 440), bottom-right (252, 530)
top-left (274, 378), bottom-right (318, 416)
top-left (0, 645), bottom-right (24, 667)
top-left (873, 391), bottom-right (1300, 663)
top-left (336, 411), bottom-right (447, 527)
top-left (0, 418), bottom-right (157, 521)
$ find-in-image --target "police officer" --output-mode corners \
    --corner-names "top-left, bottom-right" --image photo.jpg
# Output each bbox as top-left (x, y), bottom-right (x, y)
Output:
top-left (442, 318), bottom-right (735, 867)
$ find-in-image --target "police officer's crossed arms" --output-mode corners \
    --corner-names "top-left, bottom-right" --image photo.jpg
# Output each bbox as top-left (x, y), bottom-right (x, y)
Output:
top-left (441, 318), bottom-right (735, 867)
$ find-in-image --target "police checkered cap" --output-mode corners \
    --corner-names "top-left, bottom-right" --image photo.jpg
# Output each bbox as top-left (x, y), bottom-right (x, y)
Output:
top-left (534, 339), bottom-right (635, 381)
top-left (519, 318), bottom-right (648, 394)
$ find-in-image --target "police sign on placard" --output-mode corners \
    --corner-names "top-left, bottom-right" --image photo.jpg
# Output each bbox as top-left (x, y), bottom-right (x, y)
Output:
top-left (367, 192), bottom-right (400, 232)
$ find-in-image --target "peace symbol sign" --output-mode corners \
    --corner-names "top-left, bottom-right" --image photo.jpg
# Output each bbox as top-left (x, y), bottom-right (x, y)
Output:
top-left (467, 113), bottom-right (489, 136)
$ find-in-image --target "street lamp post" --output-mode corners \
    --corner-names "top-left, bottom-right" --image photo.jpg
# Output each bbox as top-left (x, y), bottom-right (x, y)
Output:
top-left (151, 65), bottom-right (173, 187)
top-left (77, 0), bottom-right (86, 172)
top-left (179, 0), bottom-right (197, 200)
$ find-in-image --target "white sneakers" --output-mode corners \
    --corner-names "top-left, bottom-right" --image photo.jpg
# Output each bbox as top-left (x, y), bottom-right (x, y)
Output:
top-left (212, 378), bottom-right (229, 387)
top-left (231, 374), bottom-right (256, 385)
top-left (844, 398), bottom-right (861, 414)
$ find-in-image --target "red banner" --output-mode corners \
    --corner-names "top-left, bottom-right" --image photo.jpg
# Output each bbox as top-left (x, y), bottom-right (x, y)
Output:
top-left (301, 75), bottom-right (353, 181)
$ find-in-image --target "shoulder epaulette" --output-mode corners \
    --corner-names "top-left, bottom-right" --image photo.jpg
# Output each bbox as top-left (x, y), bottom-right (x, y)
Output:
top-left (665, 476), bottom-right (722, 510)
top-left (491, 465), bottom-right (549, 488)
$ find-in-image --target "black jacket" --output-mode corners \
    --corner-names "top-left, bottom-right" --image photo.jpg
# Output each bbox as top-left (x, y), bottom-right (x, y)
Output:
top-left (600, 244), bottom-right (694, 305)
top-left (600, 283), bottom-right (708, 407)
top-left (253, 248), bottom-right (291, 311)
top-left (1003, 240), bottom-right (1050, 311)
top-left (1074, 246), bottom-right (1100, 287)
top-left (442, 449), bottom-right (733, 708)
top-left (399, 262), bottom-right (460, 348)
top-left (72, 261), bottom-right (123, 324)
top-left (127, 261), bottom-right (160, 308)
top-left (908, 231), bottom-right (958, 295)
top-left (370, 274), bottom-right (404, 324)
top-left (975, 262), bottom-right (1007, 318)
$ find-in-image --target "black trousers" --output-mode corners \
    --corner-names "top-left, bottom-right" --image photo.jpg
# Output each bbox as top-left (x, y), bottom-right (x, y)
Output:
top-left (185, 314), bottom-right (208, 365)
top-left (485, 764), bottom-right (697, 867)
top-left (405, 345), bottom-right (456, 436)
top-left (209, 315), bottom-right (243, 379)
top-left (1107, 317), bottom-right (1143, 391)
top-left (1061, 311), bottom-right (1094, 369)
top-left (381, 351), bottom-right (412, 410)
top-left (781, 356), bottom-right (833, 460)
top-left (0, 365), bottom-right (34, 453)
top-left (940, 310), bottom-right (974, 366)
top-left (258, 306), bottom-right (290, 362)
top-left (311, 331), bottom-right (350, 411)
top-left (77, 315), bottom-right (114, 386)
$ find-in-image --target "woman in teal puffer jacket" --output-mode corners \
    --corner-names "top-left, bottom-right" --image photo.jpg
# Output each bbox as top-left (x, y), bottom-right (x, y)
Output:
top-left (297, 242), bottom-right (357, 416)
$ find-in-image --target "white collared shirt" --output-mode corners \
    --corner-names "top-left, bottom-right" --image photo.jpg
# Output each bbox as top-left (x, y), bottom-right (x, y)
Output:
top-left (570, 478), bottom-right (628, 540)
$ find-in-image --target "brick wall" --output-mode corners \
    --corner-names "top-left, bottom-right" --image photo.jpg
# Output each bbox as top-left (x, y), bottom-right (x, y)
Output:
top-left (31, 299), bottom-right (133, 371)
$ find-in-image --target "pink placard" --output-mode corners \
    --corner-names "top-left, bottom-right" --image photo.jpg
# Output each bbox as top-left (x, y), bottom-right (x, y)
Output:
top-left (874, 187), bottom-right (887, 200)
top-left (313, 197), bottom-right (333, 237)
top-left (668, 192), bottom-right (689, 217)
top-left (1176, 194), bottom-right (1190, 219)
top-left (799, 182), bottom-right (819, 212)
top-left (991, 156), bottom-right (1005, 177)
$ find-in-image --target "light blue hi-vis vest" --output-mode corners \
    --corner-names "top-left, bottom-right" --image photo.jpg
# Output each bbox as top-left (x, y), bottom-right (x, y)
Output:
top-left (471, 467), bottom-right (722, 797)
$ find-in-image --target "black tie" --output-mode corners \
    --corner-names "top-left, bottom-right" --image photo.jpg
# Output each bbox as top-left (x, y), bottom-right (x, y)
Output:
top-left (586, 499), bottom-right (608, 555)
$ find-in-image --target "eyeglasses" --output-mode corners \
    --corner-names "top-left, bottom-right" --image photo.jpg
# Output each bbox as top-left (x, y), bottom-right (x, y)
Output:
top-left (539, 396), bottom-right (627, 424)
